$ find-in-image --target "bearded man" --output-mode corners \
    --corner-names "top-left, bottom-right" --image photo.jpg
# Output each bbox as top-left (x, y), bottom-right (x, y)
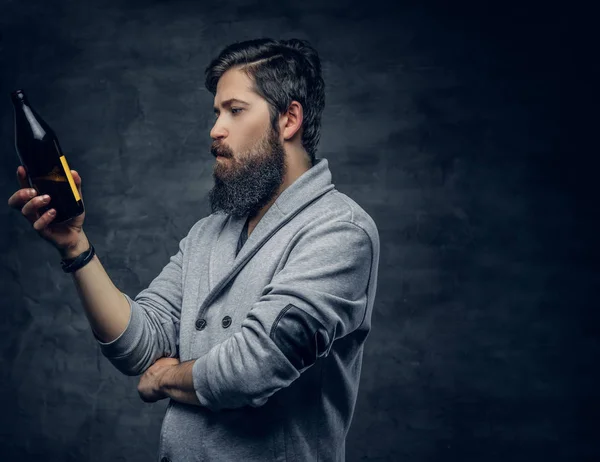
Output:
top-left (11, 37), bottom-right (380, 462)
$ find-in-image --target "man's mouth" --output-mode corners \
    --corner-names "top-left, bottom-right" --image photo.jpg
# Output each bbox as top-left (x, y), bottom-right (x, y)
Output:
top-left (213, 149), bottom-right (230, 159)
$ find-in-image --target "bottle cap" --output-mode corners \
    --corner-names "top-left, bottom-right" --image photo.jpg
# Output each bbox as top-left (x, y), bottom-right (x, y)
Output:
top-left (10, 89), bottom-right (26, 104)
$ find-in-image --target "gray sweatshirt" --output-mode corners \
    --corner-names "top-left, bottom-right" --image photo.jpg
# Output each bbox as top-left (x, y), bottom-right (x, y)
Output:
top-left (95, 157), bottom-right (380, 461)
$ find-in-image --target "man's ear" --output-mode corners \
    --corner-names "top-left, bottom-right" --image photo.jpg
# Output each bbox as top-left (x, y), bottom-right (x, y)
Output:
top-left (281, 101), bottom-right (303, 141)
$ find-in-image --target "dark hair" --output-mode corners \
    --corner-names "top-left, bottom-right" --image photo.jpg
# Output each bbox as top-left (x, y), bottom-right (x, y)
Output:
top-left (205, 38), bottom-right (325, 164)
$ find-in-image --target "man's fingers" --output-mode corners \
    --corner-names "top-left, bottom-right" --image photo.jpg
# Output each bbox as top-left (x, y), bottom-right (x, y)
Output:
top-left (32, 208), bottom-right (56, 232)
top-left (71, 170), bottom-right (83, 194)
top-left (7, 186), bottom-right (39, 211)
top-left (16, 166), bottom-right (31, 190)
top-left (12, 167), bottom-right (82, 214)
top-left (21, 194), bottom-right (49, 222)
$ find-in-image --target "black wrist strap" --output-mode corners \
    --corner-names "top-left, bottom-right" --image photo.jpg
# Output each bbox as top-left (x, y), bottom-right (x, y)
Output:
top-left (61, 243), bottom-right (95, 273)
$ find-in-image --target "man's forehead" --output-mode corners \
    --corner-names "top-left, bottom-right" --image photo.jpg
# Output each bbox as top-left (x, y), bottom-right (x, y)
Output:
top-left (214, 68), bottom-right (256, 103)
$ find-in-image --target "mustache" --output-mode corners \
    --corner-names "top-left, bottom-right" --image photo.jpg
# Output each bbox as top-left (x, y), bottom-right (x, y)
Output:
top-left (211, 142), bottom-right (233, 158)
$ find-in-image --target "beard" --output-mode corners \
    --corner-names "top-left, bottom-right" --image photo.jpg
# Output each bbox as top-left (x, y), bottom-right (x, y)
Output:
top-left (208, 125), bottom-right (287, 219)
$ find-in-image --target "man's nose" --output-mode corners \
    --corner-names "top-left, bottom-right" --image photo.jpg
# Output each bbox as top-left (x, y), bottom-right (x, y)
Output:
top-left (210, 121), bottom-right (227, 140)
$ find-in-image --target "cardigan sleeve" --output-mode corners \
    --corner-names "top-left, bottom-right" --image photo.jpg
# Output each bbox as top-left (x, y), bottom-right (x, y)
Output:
top-left (93, 232), bottom-right (188, 376)
top-left (192, 219), bottom-right (374, 411)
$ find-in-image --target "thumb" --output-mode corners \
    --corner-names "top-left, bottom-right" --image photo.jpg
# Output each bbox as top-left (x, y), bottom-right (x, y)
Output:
top-left (71, 170), bottom-right (83, 193)
top-left (70, 170), bottom-right (80, 184)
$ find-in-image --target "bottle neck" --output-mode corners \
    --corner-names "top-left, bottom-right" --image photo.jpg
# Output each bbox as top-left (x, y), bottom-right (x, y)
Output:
top-left (12, 91), bottom-right (49, 140)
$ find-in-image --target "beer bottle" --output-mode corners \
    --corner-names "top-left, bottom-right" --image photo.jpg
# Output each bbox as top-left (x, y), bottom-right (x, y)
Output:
top-left (11, 89), bottom-right (84, 224)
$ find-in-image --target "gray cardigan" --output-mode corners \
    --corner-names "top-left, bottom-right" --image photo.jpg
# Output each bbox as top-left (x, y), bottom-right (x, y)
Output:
top-left (95, 158), bottom-right (380, 462)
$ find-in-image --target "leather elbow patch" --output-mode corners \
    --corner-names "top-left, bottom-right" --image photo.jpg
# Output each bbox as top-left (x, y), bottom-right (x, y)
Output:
top-left (269, 304), bottom-right (332, 371)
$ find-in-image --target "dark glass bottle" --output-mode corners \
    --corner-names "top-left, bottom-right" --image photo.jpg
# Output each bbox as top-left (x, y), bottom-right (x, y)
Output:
top-left (11, 89), bottom-right (84, 224)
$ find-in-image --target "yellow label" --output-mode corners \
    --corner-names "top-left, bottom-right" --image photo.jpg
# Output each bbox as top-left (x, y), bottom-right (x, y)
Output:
top-left (59, 155), bottom-right (81, 201)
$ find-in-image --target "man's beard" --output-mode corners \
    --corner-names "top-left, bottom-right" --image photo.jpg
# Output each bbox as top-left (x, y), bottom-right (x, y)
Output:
top-left (208, 126), bottom-right (286, 219)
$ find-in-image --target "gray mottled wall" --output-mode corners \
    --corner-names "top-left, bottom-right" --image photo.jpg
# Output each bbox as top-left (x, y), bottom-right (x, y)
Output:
top-left (0, 0), bottom-right (597, 461)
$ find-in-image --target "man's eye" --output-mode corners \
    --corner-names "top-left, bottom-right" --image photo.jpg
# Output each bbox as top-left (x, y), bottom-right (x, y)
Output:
top-left (213, 108), bottom-right (243, 119)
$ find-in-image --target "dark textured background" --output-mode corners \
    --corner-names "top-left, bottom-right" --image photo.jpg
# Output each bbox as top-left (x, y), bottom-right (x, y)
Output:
top-left (1, 0), bottom-right (597, 461)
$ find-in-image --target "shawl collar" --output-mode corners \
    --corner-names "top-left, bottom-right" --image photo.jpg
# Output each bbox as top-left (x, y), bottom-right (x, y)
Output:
top-left (199, 158), bottom-right (335, 317)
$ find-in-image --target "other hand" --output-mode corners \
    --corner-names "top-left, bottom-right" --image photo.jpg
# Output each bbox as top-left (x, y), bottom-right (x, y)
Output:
top-left (137, 357), bottom-right (180, 403)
